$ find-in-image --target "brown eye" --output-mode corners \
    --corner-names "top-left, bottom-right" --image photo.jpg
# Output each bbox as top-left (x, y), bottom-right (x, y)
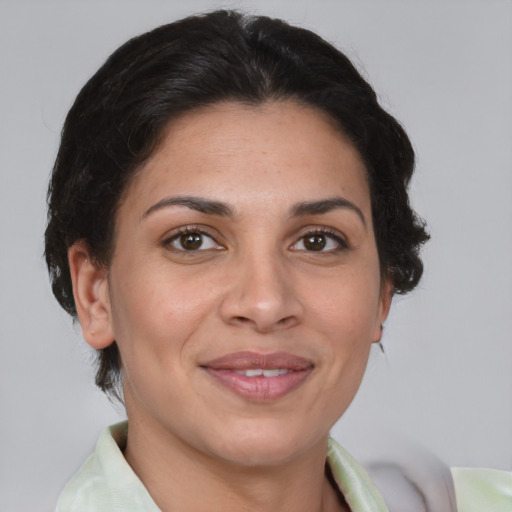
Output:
top-left (179, 233), bottom-right (203, 250)
top-left (291, 230), bottom-right (347, 252)
top-left (303, 234), bottom-right (327, 251)
top-left (167, 230), bottom-right (220, 251)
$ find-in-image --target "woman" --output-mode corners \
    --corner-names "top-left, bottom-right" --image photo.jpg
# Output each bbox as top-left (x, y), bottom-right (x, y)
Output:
top-left (44, 9), bottom-right (507, 512)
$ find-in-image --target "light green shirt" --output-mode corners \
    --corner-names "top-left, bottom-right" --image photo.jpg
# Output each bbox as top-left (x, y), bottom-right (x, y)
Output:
top-left (56, 422), bottom-right (512, 512)
top-left (452, 466), bottom-right (512, 512)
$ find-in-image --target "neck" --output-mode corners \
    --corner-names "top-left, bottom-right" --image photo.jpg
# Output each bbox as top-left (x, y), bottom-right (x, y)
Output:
top-left (123, 413), bottom-right (348, 512)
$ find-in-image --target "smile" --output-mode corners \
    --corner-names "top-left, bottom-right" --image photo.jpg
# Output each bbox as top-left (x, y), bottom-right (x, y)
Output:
top-left (234, 369), bottom-right (290, 377)
top-left (201, 351), bottom-right (314, 402)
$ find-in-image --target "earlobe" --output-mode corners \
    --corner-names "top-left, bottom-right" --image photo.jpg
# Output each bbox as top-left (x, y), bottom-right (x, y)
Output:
top-left (372, 277), bottom-right (394, 344)
top-left (68, 241), bottom-right (115, 350)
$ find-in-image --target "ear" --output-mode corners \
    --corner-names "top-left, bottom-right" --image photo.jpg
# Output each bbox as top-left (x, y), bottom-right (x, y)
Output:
top-left (372, 276), bottom-right (394, 344)
top-left (68, 241), bottom-right (115, 350)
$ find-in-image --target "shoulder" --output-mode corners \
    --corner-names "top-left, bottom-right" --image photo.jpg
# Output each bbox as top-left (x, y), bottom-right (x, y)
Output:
top-left (55, 422), bottom-right (159, 512)
top-left (329, 437), bottom-right (458, 511)
top-left (365, 453), bottom-right (512, 512)
top-left (452, 466), bottom-right (512, 512)
top-left (55, 452), bottom-right (105, 512)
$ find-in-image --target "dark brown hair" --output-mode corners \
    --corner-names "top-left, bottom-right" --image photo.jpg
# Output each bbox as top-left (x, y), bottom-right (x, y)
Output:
top-left (45, 10), bottom-right (429, 398)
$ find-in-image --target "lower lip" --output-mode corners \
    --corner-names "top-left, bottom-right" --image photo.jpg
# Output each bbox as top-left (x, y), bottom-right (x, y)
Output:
top-left (203, 368), bottom-right (313, 402)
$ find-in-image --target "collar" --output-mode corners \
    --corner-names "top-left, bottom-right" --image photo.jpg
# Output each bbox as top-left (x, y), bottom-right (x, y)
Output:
top-left (57, 421), bottom-right (389, 512)
top-left (452, 466), bottom-right (512, 512)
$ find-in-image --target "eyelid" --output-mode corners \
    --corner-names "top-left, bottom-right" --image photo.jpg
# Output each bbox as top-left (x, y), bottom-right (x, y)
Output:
top-left (161, 224), bottom-right (349, 253)
top-left (290, 226), bottom-right (349, 252)
top-left (162, 225), bottom-right (224, 251)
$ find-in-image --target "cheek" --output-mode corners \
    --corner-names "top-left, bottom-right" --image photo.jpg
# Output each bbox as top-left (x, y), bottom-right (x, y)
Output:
top-left (307, 271), bottom-right (381, 338)
top-left (304, 267), bottom-right (381, 385)
top-left (109, 273), bottom-right (219, 415)
top-left (108, 267), bottom-right (218, 365)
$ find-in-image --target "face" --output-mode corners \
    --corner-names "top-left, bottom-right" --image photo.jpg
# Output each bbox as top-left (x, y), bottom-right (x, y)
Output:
top-left (87, 101), bottom-right (391, 466)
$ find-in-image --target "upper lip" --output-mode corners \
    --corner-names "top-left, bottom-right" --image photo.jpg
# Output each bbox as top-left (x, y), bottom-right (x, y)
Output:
top-left (201, 351), bottom-right (314, 371)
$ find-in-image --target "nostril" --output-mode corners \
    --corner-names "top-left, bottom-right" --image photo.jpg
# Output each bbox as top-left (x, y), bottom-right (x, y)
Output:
top-left (229, 314), bottom-right (299, 331)
top-left (277, 316), bottom-right (297, 327)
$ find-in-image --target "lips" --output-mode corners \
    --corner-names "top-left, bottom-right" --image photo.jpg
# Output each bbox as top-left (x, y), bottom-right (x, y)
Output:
top-left (201, 351), bottom-right (314, 402)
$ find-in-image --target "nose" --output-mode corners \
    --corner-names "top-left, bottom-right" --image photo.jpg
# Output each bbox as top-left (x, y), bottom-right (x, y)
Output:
top-left (219, 251), bottom-right (303, 333)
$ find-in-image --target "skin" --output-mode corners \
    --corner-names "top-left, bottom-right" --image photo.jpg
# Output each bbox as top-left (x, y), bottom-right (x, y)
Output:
top-left (69, 101), bottom-right (392, 512)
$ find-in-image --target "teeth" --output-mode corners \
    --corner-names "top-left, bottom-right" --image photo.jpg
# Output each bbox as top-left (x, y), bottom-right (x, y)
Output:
top-left (242, 369), bottom-right (263, 377)
top-left (234, 369), bottom-right (290, 377)
top-left (263, 369), bottom-right (288, 377)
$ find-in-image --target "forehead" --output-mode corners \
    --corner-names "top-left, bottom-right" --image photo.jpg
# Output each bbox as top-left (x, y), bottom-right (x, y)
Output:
top-left (120, 100), bottom-right (371, 219)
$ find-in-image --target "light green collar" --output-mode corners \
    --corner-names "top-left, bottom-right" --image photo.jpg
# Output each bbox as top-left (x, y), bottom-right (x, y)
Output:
top-left (56, 422), bottom-right (158, 511)
top-left (452, 466), bottom-right (512, 512)
top-left (57, 422), bottom-right (512, 512)
top-left (57, 421), bottom-right (389, 511)
top-left (327, 438), bottom-right (389, 512)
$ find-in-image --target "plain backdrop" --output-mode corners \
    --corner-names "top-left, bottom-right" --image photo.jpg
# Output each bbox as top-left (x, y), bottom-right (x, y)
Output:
top-left (0, 1), bottom-right (511, 510)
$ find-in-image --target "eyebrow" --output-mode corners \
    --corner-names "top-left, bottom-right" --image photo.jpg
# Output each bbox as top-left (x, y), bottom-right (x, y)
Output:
top-left (142, 195), bottom-right (366, 227)
top-left (290, 197), bottom-right (366, 228)
top-left (142, 196), bottom-right (234, 220)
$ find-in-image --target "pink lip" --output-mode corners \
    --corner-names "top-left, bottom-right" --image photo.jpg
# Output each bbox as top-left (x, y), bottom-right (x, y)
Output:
top-left (201, 351), bottom-right (314, 402)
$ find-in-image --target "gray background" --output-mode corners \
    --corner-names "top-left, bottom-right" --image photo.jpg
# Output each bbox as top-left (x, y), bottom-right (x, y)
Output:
top-left (1, 1), bottom-right (511, 510)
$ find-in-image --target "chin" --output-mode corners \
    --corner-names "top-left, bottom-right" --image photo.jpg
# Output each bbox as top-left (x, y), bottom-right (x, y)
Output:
top-left (208, 417), bottom-right (328, 468)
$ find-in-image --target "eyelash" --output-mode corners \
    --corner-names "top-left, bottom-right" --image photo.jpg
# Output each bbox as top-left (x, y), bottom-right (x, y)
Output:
top-left (162, 226), bottom-right (348, 253)
top-left (162, 226), bottom-right (221, 252)
top-left (292, 228), bottom-right (348, 252)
